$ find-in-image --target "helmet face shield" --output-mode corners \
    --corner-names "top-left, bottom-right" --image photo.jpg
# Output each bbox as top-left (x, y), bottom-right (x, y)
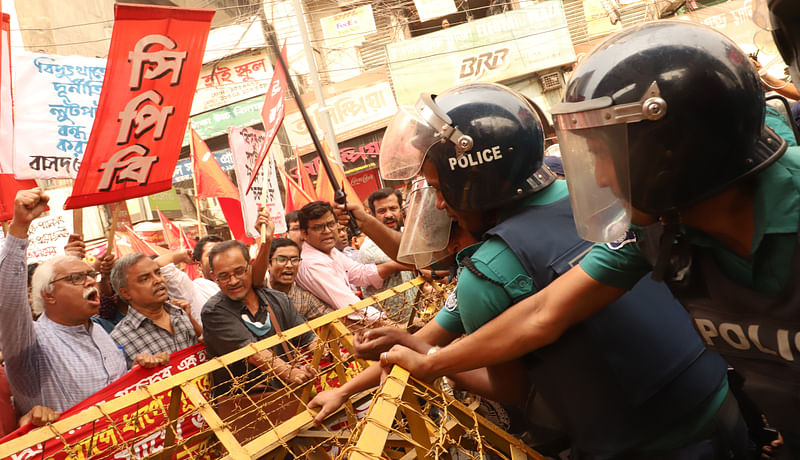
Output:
top-left (379, 107), bottom-right (440, 180)
top-left (397, 185), bottom-right (453, 268)
top-left (552, 82), bottom-right (667, 242)
top-left (556, 124), bottom-right (632, 242)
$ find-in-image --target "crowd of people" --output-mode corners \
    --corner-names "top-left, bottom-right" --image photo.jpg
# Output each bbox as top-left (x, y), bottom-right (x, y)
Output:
top-left (3, 5), bottom-right (800, 459)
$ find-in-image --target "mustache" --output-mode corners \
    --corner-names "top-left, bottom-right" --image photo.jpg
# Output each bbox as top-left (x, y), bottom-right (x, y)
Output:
top-left (83, 286), bottom-right (99, 300)
top-left (152, 282), bottom-right (167, 295)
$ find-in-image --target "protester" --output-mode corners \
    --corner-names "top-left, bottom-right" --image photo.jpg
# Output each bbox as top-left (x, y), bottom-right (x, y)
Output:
top-left (0, 188), bottom-right (127, 416)
top-left (332, 83), bottom-right (746, 458)
top-left (295, 201), bottom-right (406, 321)
top-left (110, 253), bottom-right (201, 368)
top-left (161, 206), bottom-right (274, 321)
top-left (284, 210), bottom-right (303, 246)
top-left (202, 240), bottom-right (316, 396)
top-left (358, 188), bottom-right (415, 320)
top-left (267, 238), bottom-right (335, 320)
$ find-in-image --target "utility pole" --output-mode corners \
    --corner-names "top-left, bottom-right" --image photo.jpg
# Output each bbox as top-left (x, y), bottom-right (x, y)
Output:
top-left (289, 0), bottom-right (346, 170)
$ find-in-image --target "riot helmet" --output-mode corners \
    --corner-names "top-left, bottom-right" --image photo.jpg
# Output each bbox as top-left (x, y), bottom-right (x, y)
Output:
top-left (766, 0), bottom-right (800, 86)
top-left (551, 21), bottom-right (786, 243)
top-left (380, 82), bottom-right (554, 212)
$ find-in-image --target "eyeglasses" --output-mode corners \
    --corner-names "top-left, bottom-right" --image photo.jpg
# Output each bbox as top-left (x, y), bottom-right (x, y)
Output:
top-left (271, 256), bottom-right (301, 265)
top-left (214, 266), bottom-right (249, 283)
top-left (51, 271), bottom-right (100, 286)
top-left (308, 220), bottom-right (337, 233)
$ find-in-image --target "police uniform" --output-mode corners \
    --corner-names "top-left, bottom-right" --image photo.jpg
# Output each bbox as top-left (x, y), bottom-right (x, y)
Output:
top-left (435, 180), bottom-right (734, 458)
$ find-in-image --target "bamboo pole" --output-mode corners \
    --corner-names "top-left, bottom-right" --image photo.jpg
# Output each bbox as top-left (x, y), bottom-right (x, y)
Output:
top-left (72, 208), bottom-right (83, 238)
top-left (106, 202), bottom-right (121, 256)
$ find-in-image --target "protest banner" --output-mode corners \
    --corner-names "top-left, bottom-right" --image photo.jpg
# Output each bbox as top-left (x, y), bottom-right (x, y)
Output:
top-left (25, 214), bottom-right (70, 263)
top-left (0, 344), bottom-right (211, 460)
top-left (65, 4), bottom-right (214, 209)
top-left (11, 51), bottom-right (104, 179)
top-left (229, 127), bottom-right (287, 238)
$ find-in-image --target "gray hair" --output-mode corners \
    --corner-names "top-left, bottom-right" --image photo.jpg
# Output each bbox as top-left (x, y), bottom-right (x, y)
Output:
top-left (31, 255), bottom-right (82, 315)
top-left (110, 253), bottom-right (147, 295)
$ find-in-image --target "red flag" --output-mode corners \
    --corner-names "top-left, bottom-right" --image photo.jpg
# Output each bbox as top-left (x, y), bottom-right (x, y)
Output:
top-left (178, 225), bottom-right (200, 280)
top-left (314, 138), bottom-right (360, 205)
top-left (157, 209), bottom-right (182, 251)
top-left (1, 13), bottom-right (14, 173)
top-left (65, 4), bottom-right (214, 209)
top-left (246, 42), bottom-right (287, 194)
top-left (283, 169), bottom-right (314, 213)
top-left (0, 175), bottom-right (37, 222)
top-left (114, 224), bottom-right (167, 258)
top-left (190, 127), bottom-right (251, 243)
top-left (295, 149), bottom-right (317, 200)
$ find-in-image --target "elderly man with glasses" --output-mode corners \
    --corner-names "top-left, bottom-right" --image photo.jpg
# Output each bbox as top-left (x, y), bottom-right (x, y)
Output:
top-left (295, 201), bottom-right (406, 322)
top-left (0, 189), bottom-right (127, 423)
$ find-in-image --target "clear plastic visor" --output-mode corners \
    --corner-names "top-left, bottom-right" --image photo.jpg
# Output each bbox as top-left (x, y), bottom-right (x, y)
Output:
top-left (556, 123), bottom-right (632, 243)
top-left (397, 185), bottom-right (453, 268)
top-left (379, 107), bottom-right (441, 180)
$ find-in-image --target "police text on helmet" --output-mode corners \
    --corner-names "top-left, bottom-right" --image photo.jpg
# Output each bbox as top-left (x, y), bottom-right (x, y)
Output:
top-left (448, 146), bottom-right (503, 170)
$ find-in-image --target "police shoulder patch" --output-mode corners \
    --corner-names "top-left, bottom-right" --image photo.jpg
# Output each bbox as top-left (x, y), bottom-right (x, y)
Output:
top-left (606, 229), bottom-right (637, 250)
top-left (444, 290), bottom-right (458, 312)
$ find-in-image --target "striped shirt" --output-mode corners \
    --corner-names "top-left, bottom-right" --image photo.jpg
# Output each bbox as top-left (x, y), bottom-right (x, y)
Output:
top-left (0, 235), bottom-right (127, 414)
top-left (111, 303), bottom-right (198, 368)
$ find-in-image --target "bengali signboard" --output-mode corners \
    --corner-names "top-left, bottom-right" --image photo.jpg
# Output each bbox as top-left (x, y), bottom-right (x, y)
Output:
top-left (387, 0), bottom-right (576, 105)
top-left (320, 5), bottom-right (377, 48)
top-left (191, 50), bottom-right (272, 115)
top-left (12, 52), bottom-right (105, 179)
top-left (284, 81), bottom-right (397, 153)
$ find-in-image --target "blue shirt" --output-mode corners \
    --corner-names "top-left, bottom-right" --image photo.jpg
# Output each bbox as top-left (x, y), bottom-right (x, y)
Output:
top-left (0, 235), bottom-right (127, 413)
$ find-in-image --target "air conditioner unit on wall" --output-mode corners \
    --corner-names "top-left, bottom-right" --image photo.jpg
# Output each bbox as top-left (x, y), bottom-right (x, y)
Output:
top-left (539, 72), bottom-right (562, 92)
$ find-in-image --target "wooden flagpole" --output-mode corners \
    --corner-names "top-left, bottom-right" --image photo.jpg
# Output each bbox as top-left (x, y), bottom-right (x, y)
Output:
top-left (106, 202), bottom-right (121, 256)
top-left (72, 208), bottom-right (83, 238)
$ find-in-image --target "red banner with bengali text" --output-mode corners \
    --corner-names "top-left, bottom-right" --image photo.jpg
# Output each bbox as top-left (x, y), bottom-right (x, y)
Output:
top-left (64, 4), bottom-right (214, 209)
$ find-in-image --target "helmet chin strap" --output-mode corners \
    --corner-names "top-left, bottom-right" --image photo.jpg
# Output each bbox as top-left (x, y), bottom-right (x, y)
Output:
top-left (650, 214), bottom-right (680, 282)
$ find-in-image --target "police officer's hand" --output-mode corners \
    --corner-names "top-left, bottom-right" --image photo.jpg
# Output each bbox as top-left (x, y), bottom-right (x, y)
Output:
top-left (381, 345), bottom-right (436, 382)
top-left (285, 364), bottom-right (315, 385)
top-left (64, 234), bottom-right (86, 259)
top-left (308, 388), bottom-right (348, 425)
top-left (10, 188), bottom-right (49, 238)
top-left (355, 327), bottom-right (429, 360)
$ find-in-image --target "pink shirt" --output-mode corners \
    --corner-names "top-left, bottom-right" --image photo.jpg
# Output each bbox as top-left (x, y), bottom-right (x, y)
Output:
top-left (296, 242), bottom-right (384, 320)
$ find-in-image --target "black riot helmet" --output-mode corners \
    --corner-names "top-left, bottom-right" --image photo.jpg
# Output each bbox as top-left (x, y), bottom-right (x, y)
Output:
top-left (767, 0), bottom-right (800, 86)
top-left (550, 21), bottom-right (786, 244)
top-left (379, 82), bottom-right (553, 212)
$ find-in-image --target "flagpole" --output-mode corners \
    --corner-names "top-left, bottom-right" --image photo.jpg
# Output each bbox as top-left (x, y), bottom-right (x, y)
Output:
top-left (189, 127), bottom-right (205, 238)
top-left (72, 208), bottom-right (83, 238)
top-left (107, 202), bottom-right (120, 257)
top-left (264, 30), bottom-right (360, 236)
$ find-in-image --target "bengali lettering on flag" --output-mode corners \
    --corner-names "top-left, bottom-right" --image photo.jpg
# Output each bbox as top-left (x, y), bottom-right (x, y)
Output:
top-left (0, 344), bottom-right (211, 460)
top-left (64, 4), bottom-right (214, 209)
top-left (229, 126), bottom-right (287, 237)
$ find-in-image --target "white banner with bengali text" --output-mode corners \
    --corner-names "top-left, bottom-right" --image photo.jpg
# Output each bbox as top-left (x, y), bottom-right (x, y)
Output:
top-left (12, 52), bottom-right (105, 179)
top-left (26, 214), bottom-right (71, 263)
top-left (228, 127), bottom-right (287, 237)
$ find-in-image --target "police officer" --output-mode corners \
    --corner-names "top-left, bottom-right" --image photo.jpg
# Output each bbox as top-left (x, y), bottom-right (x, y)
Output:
top-left (317, 82), bottom-right (748, 458)
top-left (383, 21), bottom-right (797, 457)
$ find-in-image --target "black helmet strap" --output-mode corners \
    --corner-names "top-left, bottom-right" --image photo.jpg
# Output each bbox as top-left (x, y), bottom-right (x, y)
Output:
top-left (650, 215), bottom-right (680, 283)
